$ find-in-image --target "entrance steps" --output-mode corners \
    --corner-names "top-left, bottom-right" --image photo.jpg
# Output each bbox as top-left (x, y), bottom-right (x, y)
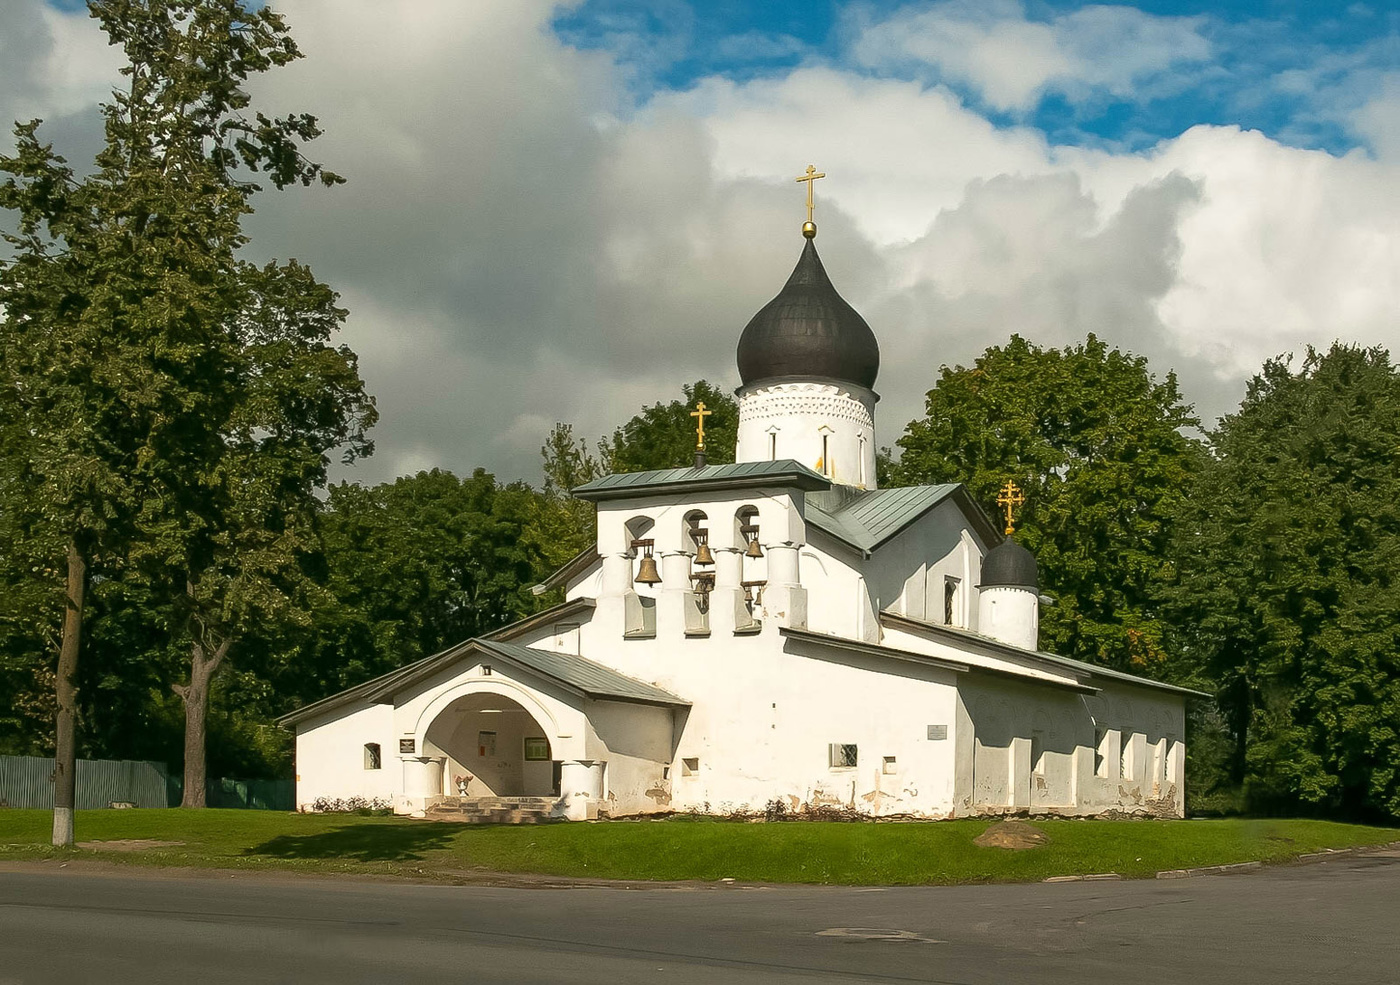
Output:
top-left (425, 795), bottom-right (560, 825)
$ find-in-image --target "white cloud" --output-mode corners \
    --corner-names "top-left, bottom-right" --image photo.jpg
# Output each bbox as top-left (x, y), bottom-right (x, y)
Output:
top-left (848, 0), bottom-right (1211, 112)
top-left (8, 0), bottom-right (1400, 483)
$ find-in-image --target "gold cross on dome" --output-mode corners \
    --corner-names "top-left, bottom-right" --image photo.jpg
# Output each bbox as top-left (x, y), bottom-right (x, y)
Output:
top-left (690, 401), bottom-right (712, 452)
top-left (997, 480), bottom-right (1026, 536)
top-left (795, 164), bottom-right (826, 223)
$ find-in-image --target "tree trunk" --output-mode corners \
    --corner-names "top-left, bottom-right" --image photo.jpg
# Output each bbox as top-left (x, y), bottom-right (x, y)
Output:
top-left (52, 541), bottom-right (86, 847)
top-left (175, 637), bottom-right (230, 809)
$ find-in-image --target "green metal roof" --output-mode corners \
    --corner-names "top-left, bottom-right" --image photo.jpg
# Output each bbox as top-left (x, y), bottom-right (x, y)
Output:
top-left (806, 484), bottom-right (984, 552)
top-left (572, 459), bottom-right (830, 500)
top-left (474, 640), bottom-right (689, 707)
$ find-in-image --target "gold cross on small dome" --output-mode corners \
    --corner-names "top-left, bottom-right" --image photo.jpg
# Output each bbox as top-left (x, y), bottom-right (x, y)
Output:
top-left (997, 480), bottom-right (1026, 536)
top-left (795, 164), bottom-right (826, 237)
top-left (690, 401), bottom-right (712, 452)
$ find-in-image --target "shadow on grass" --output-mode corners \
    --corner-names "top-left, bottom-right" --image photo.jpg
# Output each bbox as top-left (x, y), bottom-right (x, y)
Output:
top-left (249, 821), bottom-right (469, 862)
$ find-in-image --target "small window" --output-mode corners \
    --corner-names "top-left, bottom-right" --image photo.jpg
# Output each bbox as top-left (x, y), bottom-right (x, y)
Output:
top-left (363, 743), bottom-right (381, 770)
top-left (524, 737), bottom-right (550, 761)
top-left (478, 731), bottom-right (497, 757)
top-left (944, 576), bottom-right (960, 626)
top-left (1031, 731), bottom-right (1046, 775)
top-left (481, 664), bottom-right (492, 676)
top-left (682, 757), bottom-right (700, 776)
top-left (662, 766), bottom-right (670, 780)
top-left (829, 743), bottom-right (858, 769)
top-left (882, 755), bottom-right (897, 775)
top-left (821, 433), bottom-right (831, 476)
top-left (768, 431), bottom-right (777, 461)
top-left (1119, 731), bottom-right (1133, 779)
top-left (1093, 727), bottom-right (1109, 778)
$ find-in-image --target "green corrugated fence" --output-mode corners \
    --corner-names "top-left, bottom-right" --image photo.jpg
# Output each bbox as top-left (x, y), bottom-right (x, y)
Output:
top-left (0, 755), bottom-right (169, 809)
top-left (0, 755), bottom-right (293, 810)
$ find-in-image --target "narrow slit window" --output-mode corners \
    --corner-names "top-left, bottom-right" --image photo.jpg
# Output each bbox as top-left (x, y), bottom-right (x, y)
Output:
top-left (944, 576), bottom-right (960, 626)
top-left (1094, 727), bottom-right (1109, 778)
top-left (769, 431), bottom-right (777, 461)
top-left (821, 434), bottom-right (831, 476)
top-left (1119, 731), bottom-right (1132, 779)
top-left (363, 743), bottom-right (381, 770)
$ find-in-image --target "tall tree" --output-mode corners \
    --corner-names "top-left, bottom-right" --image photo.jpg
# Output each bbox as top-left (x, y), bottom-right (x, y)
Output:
top-left (163, 259), bottom-right (373, 807)
top-left (893, 335), bottom-right (1202, 674)
top-left (1164, 344), bottom-right (1400, 818)
top-left (0, 0), bottom-right (344, 834)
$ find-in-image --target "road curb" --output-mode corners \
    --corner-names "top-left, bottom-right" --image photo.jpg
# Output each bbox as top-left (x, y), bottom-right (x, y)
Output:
top-left (1154, 840), bottom-right (1400, 881)
top-left (1042, 873), bottom-right (1121, 883)
top-left (1155, 861), bottom-right (1261, 879)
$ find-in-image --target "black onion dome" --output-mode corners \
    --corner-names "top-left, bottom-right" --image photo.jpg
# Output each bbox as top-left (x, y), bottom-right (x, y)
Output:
top-left (979, 539), bottom-right (1039, 590)
top-left (737, 238), bottom-right (880, 390)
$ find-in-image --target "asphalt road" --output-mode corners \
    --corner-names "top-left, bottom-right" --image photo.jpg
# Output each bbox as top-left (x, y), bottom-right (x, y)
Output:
top-left (1, 851), bottom-right (1397, 985)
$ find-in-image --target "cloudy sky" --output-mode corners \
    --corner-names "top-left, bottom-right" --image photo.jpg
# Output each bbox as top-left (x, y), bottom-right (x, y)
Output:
top-left (5, 1), bottom-right (1400, 485)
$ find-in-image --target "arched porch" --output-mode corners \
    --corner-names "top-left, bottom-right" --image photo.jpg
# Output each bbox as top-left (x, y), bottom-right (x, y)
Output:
top-left (425, 692), bottom-right (561, 799)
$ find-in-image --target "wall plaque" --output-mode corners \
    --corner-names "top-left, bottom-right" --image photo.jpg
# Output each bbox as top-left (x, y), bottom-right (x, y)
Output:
top-left (399, 738), bottom-right (416, 754)
top-left (926, 724), bottom-right (948, 741)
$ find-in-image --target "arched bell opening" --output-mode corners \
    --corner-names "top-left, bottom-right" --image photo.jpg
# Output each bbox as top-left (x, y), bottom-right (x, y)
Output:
top-left (425, 693), bottom-right (559, 799)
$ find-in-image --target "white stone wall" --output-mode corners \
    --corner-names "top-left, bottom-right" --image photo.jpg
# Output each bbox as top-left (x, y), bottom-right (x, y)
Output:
top-left (736, 380), bottom-right (878, 489)
top-left (292, 701), bottom-right (398, 810)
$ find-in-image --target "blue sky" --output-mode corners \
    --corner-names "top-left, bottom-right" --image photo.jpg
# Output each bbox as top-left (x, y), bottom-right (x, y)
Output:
top-left (555, 0), bottom-right (1400, 154)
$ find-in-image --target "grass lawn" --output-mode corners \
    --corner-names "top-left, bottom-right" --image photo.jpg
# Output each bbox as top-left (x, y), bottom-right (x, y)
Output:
top-left (0, 809), bottom-right (1394, 886)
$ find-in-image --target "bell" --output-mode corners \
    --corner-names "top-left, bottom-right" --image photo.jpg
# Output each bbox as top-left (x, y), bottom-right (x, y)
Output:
top-left (745, 537), bottom-right (764, 559)
top-left (634, 554), bottom-right (661, 585)
top-left (694, 542), bottom-right (715, 566)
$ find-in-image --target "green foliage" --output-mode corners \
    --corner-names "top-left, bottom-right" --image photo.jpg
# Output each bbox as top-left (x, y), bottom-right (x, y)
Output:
top-left (893, 335), bottom-right (1202, 674)
top-left (599, 380), bottom-right (738, 473)
top-left (282, 469), bottom-right (549, 702)
top-left (1164, 344), bottom-right (1400, 818)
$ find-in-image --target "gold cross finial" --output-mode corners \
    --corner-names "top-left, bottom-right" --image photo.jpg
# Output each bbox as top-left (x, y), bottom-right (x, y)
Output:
top-left (690, 401), bottom-right (712, 452)
top-left (996, 480), bottom-right (1026, 536)
top-left (795, 164), bottom-right (826, 237)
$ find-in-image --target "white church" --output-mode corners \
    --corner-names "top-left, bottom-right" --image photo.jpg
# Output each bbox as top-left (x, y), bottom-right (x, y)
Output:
top-left (282, 181), bottom-right (1200, 822)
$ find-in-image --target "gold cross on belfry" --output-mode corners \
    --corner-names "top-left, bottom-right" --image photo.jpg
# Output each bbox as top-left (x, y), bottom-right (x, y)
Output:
top-left (997, 480), bottom-right (1026, 536)
top-left (690, 402), bottom-right (712, 452)
top-left (795, 164), bottom-right (826, 223)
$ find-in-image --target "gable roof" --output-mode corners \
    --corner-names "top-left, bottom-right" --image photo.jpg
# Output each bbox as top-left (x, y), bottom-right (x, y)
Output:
top-left (467, 640), bottom-right (688, 707)
top-left (805, 483), bottom-right (1001, 553)
top-left (277, 597), bottom-right (601, 728)
top-left (571, 459), bottom-right (830, 501)
top-left (879, 611), bottom-right (1210, 699)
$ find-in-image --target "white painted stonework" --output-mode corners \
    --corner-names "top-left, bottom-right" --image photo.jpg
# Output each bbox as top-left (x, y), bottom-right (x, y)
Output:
top-left (287, 463), bottom-right (1195, 821)
top-left (736, 380), bottom-right (878, 489)
top-left (285, 232), bottom-right (1199, 823)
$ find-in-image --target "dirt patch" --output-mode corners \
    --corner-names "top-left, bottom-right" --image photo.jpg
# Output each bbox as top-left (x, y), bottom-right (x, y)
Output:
top-left (973, 820), bottom-right (1049, 851)
top-left (76, 839), bottom-right (185, 852)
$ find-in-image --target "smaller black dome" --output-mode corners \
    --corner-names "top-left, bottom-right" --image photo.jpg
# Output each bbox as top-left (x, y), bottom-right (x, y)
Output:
top-left (980, 540), bottom-right (1038, 590)
top-left (737, 237), bottom-right (879, 390)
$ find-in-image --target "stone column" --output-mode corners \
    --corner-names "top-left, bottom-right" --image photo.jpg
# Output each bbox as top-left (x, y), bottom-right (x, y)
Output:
top-left (761, 543), bottom-right (807, 630)
top-left (397, 756), bottom-right (445, 817)
top-left (597, 552), bottom-right (634, 637)
top-left (709, 548), bottom-right (742, 635)
top-left (559, 760), bottom-right (605, 820)
top-left (657, 551), bottom-right (692, 637)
